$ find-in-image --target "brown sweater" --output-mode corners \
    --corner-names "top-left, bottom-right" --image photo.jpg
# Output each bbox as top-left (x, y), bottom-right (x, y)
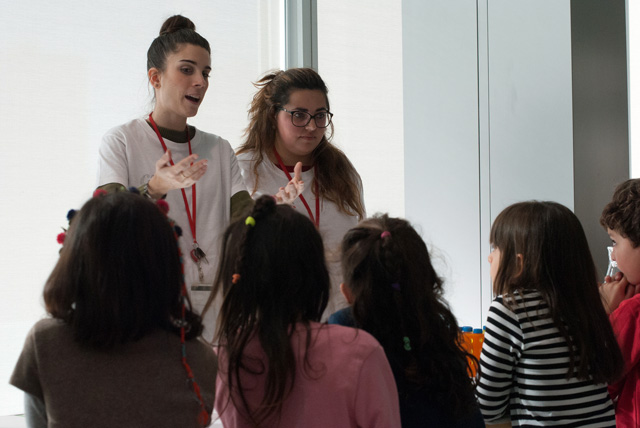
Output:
top-left (11, 318), bottom-right (217, 428)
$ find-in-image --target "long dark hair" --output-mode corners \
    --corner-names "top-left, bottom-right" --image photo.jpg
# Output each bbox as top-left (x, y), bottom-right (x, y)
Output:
top-left (204, 195), bottom-right (330, 426)
top-left (340, 214), bottom-right (478, 419)
top-left (491, 201), bottom-right (623, 383)
top-left (237, 68), bottom-right (365, 218)
top-left (44, 192), bottom-right (202, 348)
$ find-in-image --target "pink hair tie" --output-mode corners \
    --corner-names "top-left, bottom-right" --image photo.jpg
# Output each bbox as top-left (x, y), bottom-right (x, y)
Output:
top-left (381, 231), bottom-right (391, 239)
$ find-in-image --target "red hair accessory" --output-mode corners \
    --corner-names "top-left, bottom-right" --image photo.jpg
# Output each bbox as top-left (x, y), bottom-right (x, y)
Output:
top-left (156, 199), bottom-right (170, 215)
top-left (92, 188), bottom-right (107, 198)
top-left (381, 231), bottom-right (391, 239)
top-left (232, 274), bottom-right (241, 284)
top-left (56, 232), bottom-right (66, 244)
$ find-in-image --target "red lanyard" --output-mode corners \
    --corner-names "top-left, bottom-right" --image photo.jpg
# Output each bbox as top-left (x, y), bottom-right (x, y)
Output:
top-left (148, 113), bottom-right (198, 245)
top-left (273, 149), bottom-right (320, 227)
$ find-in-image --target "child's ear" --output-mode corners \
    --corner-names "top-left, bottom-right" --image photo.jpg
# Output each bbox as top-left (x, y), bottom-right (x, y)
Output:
top-left (340, 283), bottom-right (354, 304)
top-left (515, 253), bottom-right (524, 277)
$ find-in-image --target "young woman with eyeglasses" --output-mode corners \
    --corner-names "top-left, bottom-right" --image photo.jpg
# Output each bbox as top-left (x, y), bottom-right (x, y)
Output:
top-left (236, 68), bottom-right (366, 316)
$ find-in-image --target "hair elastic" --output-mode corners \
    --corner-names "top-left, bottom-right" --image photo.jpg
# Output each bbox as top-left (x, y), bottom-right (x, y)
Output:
top-left (403, 336), bottom-right (412, 351)
top-left (381, 231), bottom-right (391, 239)
top-left (245, 216), bottom-right (256, 227)
top-left (232, 274), bottom-right (241, 284)
top-left (391, 283), bottom-right (401, 291)
top-left (93, 188), bottom-right (107, 198)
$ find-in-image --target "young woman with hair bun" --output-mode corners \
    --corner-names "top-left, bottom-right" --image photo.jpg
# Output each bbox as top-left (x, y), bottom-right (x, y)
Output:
top-left (96, 16), bottom-right (301, 335)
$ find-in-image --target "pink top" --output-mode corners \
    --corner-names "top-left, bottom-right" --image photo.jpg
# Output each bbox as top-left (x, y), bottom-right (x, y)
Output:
top-left (215, 322), bottom-right (401, 428)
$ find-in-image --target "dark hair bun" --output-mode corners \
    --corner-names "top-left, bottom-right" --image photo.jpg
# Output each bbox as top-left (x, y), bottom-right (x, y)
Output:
top-left (252, 195), bottom-right (277, 220)
top-left (159, 15), bottom-right (196, 36)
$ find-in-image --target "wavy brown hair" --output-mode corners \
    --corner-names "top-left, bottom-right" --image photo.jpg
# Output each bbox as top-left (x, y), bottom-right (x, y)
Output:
top-left (341, 215), bottom-right (479, 420)
top-left (491, 201), bottom-right (623, 383)
top-left (600, 178), bottom-right (640, 247)
top-left (236, 68), bottom-right (365, 218)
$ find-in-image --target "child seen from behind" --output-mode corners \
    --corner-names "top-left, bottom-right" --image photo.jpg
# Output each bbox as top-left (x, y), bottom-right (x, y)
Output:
top-left (477, 201), bottom-right (623, 427)
top-left (205, 195), bottom-right (400, 428)
top-left (329, 214), bottom-right (485, 428)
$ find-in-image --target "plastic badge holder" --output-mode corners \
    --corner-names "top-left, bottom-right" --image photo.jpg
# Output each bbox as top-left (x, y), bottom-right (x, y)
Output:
top-left (606, 246), bottom-right (620, 278)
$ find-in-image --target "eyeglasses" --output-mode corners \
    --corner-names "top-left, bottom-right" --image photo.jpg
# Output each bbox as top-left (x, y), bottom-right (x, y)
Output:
top-left (279, 108), bottom-right (333, 128)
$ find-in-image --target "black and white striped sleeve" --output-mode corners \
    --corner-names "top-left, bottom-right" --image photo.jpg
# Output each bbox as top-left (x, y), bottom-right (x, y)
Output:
top-left (476, 297), bottom-right (523, 423)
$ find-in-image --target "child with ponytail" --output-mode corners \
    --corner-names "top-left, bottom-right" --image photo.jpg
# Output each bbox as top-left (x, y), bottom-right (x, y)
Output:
top-left (329, 215), bottom-right (484, 428)
top-left (205, 195), bottom-right (399, 428)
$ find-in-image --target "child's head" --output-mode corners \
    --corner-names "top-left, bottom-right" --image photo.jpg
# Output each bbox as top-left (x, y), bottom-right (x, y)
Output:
top-left (209, 195), bottom-right (329, 425)
top-left (341, 214), bottom-right (444, 338)
top-left (489, 200), bottom-right (623, 383)
top-left (44, 192), bottom-right (202, 348)
top-left (340, 215), bottom-right (480, 418)
top-left (600, 179), bottom-right (640, 284)
top-left (600, 179), bottom-right (640, 245)
top-left (489, 201), bottom-right (596, 296)
top-left (211, 195), bottom-right (329, 330)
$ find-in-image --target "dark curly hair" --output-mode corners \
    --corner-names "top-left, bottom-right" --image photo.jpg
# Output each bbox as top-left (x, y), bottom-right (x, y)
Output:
top-left (600, 178), bottom-right (640, 247)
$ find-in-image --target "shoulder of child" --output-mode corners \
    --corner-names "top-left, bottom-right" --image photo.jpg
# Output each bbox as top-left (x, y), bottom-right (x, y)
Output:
top-left (612, 292), bottom-right (640, 318)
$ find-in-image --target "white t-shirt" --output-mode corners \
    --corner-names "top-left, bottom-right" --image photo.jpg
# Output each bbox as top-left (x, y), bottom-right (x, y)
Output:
top-left (97, 118), bottom-right (247, 339)
top-left (237, 151), bottom-right (364, 316)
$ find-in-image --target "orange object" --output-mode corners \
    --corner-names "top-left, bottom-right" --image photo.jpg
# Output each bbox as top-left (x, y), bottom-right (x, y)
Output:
top-left (460, 326), bottom-right (477, 376)
top-left (471, 328), bottom-right (484, 360)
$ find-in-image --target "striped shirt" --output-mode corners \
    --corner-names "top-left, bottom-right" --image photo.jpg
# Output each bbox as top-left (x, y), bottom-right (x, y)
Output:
top-left (476, 290), bottom-right (615, 427)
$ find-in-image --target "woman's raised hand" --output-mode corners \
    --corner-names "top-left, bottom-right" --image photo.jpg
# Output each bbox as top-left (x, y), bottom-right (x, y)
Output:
top-left (147, 150), bottom-right (208, 198)
top-left (274, 162), bottom-right (304, 204)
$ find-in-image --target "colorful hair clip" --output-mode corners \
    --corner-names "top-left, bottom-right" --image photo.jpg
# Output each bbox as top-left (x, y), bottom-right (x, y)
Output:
top-left (391, 282), bottom-right (401, 291)
top-left (403, 336), bottom-right (412, 351)
top-left (381, 231), bottom-right (391, 239)
top-left (93, 188), bottom-right (107, 198)
top-left (245, 216), bottom-right (256, 227)
top-left (56, 231), bottom-right (66, 245)
top-left (232, 273), bottom-right (241, 284)
top-left (156, 199), bottom-right (170, 215)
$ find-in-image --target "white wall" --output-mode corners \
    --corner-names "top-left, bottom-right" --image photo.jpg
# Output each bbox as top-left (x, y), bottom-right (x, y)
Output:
top-left (317, 0), bottom-right (405, 218)
top-left (402, 0), bottom-right (483, 327)
top-left (403, 0), bottom-right (576, 327)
